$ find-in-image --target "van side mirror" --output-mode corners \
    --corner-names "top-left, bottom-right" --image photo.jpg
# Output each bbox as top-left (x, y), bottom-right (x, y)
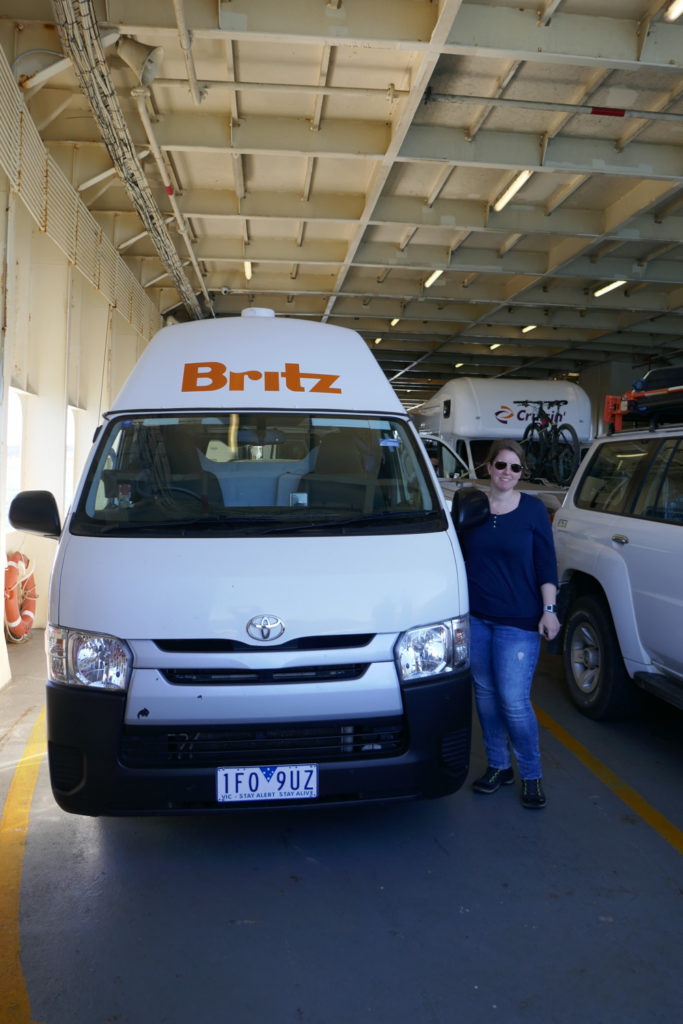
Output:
top-left (451, 488), bottom-right (489, 530)
top-left (9, 490), bottom-right (61, 538)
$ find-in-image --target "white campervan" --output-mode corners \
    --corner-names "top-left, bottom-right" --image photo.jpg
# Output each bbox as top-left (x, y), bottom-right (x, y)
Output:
top-left (11, 309), bottom-right (484, 815)
top-left (413, 376), bottom-right (592, 481)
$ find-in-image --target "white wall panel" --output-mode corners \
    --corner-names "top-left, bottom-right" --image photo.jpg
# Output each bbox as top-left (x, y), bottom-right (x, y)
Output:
top-left (0, 46), bottom-right (161, 686)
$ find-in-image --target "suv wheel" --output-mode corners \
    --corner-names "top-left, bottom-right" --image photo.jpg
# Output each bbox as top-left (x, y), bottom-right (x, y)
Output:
top-left (563, 595), bottom-right (642, 720)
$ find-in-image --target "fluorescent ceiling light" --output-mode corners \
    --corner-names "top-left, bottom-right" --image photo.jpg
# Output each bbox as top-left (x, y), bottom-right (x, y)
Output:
top-left (390, 317), bottom-right (400, 326)
top-left (492, 169), bottom-right (533, 212)
top-left (244, 260), bottom-right (252, 281)
top-left (521, 324), bottom-right (537, 334)
top-left (374, 337), bottom-right (382, 345)
top-left (593, 279), bottom-right (626, 298)
top-left (424, 269), bottom-right (443, 288)
top-left (455, 362), bottom-right (464, 368)
top-left (489, 343), bottom-right (501, 350)
top-left (665, 0), bottom-right (683, 21)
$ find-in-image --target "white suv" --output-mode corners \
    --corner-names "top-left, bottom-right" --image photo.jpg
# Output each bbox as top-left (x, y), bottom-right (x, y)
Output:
top-left (552, 425), bottom-right (683, 719)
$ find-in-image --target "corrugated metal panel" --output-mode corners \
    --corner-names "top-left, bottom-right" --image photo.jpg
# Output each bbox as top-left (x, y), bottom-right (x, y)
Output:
top-left (98, 233), bottom-right (119, 310)
top-left (46, 156), bottom-right (78, 265)
top-left (114, 258), bottom-right (133, 323)
top-left (74, 205), bottom-right (100, 281)
top-left (0, 51), bottom-right (20, 189)
top-left (0, 44), bottom-right (159, 339)
top-left (17, 112), bottom-right (47, 232)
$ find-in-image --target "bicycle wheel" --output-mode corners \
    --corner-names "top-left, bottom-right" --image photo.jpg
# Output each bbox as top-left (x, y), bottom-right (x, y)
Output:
top-left (552, 423), bottom-right (580, 485)
top-left (522, 422), bottom-right (547, 478)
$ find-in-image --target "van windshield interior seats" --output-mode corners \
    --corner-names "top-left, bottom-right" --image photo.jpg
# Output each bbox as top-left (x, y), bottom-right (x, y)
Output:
top-left (164, 429), bottom-right (223, 508)
top-left (304, 431), bottom-right (375, 511)
top-left (82, 413), bottom-right (435, 527)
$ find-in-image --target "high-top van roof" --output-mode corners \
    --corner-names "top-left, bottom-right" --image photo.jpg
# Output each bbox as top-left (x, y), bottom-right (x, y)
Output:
top-left (110, 309), bottom-right (404, 415)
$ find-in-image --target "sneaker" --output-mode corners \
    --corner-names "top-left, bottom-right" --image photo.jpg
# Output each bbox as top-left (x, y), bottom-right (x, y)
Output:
top-left (521, 778), bottom-right (546, 809)
top-left (472, 766), bottom-right (515, 794)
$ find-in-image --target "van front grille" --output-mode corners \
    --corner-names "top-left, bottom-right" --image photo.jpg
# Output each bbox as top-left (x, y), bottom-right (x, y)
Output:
top-left (120, 717), bottom-right (408, 769)
top-left (162, 664), bottom-right (367, 685)
top-left (154, 634), bottom-right (374, 654)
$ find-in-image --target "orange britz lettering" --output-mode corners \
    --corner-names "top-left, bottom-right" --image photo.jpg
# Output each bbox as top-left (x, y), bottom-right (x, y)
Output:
top-left (229, 370), bottom-right (263, 391)
top-left (304, 372), bottom-right (341, 394)
top-left (181, 361), bottom-right (341, 395)
top-left (182, 362), bottom-right (227, 391)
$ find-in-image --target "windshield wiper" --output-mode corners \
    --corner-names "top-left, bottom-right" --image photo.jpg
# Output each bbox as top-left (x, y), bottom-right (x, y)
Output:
top-left (92, 509), bottom-right (441, 535)
top-left (241, 509), bottom-right (443, 535)
top-left (328, 509), bottom-right (440, 527)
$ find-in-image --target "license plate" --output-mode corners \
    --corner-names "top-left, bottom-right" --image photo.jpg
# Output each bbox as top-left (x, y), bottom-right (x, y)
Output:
top-left (216, 764), bottom-right (318, 803)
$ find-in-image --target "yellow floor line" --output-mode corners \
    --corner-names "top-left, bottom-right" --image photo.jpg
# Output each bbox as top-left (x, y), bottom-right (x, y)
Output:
top-left (536, 705), bottom-right (683, 856)
top-left (0, 706), bottom-right (47, 1024)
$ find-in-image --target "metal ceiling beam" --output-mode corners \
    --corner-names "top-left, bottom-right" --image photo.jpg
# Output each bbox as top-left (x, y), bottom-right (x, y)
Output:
top-left (156, 236), bottom-right (682, 293)
top-left (443, 4), bottom-right (683, 73)
top-left (47, 1), bottom-right (682, 76)
top-left (83, 185), bottom-right (683, 250)
top-left (399, 126), bottom-right (683, 182)
top-left (42, 112), bottom-right (683, 183)
top-left (427, 91), bottom-right (683, 126)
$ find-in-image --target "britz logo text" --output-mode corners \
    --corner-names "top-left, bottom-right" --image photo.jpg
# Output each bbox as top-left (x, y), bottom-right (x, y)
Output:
top-left (494, 404), bottom-right (566, 425)
top-left (182, 361), bottom-right (341, 394)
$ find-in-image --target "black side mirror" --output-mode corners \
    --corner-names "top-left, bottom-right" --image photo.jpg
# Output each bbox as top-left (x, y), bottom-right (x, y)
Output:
top-left (451, 488), bottom-right (489, 531)
top-left (9, 490), bottom-right (61, 538)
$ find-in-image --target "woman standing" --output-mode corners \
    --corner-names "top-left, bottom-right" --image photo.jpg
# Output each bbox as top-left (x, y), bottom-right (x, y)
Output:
top-left (457, 439), bottom-right (560, 809)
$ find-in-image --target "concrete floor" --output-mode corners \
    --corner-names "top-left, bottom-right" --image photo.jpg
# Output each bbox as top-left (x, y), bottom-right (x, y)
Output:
top-left (2, 631), bottom-right (682, 1024)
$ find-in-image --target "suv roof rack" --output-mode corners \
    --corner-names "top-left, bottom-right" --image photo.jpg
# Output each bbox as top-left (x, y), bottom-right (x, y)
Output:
top-left (603, 386), bottom-right (683, 433)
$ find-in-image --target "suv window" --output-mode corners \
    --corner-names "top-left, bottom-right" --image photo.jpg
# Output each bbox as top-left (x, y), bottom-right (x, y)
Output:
top-left (574, 438), bottom-right (652, 514)
top-left (632, 438), bottom-right (683, 523)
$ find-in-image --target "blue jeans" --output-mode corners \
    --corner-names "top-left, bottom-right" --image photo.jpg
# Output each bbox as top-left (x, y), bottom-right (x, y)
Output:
top-left (470, 616), bottom-right (542, 780)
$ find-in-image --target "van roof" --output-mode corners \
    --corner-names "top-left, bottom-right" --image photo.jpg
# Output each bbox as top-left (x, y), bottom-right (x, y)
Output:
top-left (110, 313), bottom-right (404, 415)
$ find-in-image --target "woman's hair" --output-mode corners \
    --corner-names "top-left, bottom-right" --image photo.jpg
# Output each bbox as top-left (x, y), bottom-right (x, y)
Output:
top-left (485, 438), bottom-right (526, 472)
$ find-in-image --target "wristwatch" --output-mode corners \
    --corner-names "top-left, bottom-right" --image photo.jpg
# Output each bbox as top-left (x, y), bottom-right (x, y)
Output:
top-left (543, 604), bottom-right (557, 613)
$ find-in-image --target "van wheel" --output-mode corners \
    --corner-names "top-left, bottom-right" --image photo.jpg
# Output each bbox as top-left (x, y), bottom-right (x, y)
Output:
top-left (563, 595), bottom-right (642, 720)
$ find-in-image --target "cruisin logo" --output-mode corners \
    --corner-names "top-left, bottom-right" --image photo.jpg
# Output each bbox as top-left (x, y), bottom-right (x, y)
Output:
top-left (494, 403), bottom-right (567, 425)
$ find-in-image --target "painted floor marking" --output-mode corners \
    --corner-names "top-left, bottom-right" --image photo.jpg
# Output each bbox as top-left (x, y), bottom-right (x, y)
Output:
top-left (0, 705), bottom-right (46, 1024)
top-left (536, 705), bottom-right (683, 856)
top-left (0, 701), bottom-right (680, 1024)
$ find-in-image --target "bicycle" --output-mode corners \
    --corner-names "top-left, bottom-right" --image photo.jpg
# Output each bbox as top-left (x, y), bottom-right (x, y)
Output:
top-left (514, 399), bottom-right (581, 485)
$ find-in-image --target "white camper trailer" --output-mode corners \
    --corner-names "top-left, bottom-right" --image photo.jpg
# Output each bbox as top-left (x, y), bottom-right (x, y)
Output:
top-left (413, 377), bottom-right (592, 481)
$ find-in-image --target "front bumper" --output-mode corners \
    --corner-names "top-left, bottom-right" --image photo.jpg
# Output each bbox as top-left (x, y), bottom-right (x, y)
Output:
top-left (46, 671), bottom-right (472, 815)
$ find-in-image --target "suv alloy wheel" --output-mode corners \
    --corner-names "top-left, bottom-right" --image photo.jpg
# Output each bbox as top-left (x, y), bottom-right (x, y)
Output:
top-left (563, 594), bottom-right (642, 721)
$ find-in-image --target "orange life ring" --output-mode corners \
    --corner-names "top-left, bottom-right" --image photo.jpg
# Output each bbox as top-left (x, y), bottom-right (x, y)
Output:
top-left (4, 552), bottom-right (37, 642)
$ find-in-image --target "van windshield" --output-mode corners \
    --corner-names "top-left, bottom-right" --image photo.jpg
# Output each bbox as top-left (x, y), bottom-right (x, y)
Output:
top-left (71, 412), bottom-right (445, 536)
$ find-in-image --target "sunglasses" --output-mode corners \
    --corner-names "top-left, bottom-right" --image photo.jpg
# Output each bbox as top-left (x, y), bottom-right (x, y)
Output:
top-left (493, 460), bottom-right (523, 473)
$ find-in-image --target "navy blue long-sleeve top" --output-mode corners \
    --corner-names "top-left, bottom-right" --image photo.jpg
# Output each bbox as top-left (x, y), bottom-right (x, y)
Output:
top-left (458, 492), bottom-right (558, 632)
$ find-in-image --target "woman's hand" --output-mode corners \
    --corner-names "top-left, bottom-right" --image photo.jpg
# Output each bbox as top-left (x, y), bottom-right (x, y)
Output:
top-left (539, 610), bottom-right (560, 641)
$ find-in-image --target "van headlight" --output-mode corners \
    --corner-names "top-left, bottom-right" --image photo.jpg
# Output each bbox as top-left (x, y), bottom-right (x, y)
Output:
top-left (394, 615), bottom-right (469, 684)
top-left (47, 625), bottom-right (132, 690)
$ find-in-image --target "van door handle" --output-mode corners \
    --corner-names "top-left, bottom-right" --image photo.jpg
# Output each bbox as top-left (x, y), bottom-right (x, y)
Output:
top-left (612, 534), bottom-right (629, 545)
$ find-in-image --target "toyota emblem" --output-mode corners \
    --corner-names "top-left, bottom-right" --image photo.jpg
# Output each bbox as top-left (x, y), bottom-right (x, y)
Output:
top-left (246, 614), bottom-right (285, 641)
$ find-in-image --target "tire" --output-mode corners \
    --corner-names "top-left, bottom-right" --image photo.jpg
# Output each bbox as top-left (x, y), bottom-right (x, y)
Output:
top-left (552, 423), bottom-right (580, 485)
top-left (562, 594), bottom-right (642, 720)
top-left (522, 423), bottom-right (546, 478)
